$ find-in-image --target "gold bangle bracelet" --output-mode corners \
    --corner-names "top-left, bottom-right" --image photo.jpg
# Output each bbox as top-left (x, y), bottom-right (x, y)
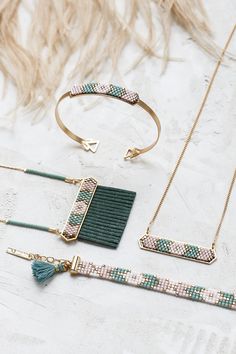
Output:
top-left (55, 83), bottom-right (161, 160)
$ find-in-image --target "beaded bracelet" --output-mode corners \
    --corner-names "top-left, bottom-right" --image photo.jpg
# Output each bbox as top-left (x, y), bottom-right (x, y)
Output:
top-left (7, 247), bottom-right (236, 310)
top-left (55, 83), bottom-right (161, 159)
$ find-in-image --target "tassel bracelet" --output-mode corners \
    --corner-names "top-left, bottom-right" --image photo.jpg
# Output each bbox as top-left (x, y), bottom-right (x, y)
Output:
top-left (7, 247), bottom-right (236, 310)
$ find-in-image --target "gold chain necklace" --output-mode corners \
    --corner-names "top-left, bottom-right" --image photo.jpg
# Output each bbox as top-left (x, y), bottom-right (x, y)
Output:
top-left (139, 25), bottom-right (236, 264)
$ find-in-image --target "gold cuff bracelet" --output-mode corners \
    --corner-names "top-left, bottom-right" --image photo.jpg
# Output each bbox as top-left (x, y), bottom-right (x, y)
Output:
top-left (55, 83), bottom-right (161, 160)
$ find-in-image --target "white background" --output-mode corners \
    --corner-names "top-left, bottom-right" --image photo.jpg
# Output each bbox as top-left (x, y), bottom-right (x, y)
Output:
top-left (0, 1), bottom-right (236, 353)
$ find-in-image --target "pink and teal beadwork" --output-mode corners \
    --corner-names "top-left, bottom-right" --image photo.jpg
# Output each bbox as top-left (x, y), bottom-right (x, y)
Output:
top-left (141, 274), bottom-right (159, 289)
top-left (70, 83), bottom-right (139, 105)
top-left (73, 260), bottom-right (236, 310)
top-left (62, 177), bottom-right (98, 241)
top-left (111, 268), bottom-right (129, 283)
top-left (139, 235), bottom-right (216, 264)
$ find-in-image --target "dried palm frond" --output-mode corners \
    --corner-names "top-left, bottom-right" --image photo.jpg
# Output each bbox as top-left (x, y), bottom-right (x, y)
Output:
top-left (0, 0), bottom-right (217, 115)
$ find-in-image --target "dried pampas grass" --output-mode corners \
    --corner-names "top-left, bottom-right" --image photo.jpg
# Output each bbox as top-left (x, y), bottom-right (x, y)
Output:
top-left (0, 0), bottom-right (217, 114)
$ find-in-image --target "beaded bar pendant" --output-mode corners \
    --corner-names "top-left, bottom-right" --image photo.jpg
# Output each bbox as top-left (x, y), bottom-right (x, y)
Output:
top-left (139, 235), bottom-right (216, 264)
top-left (61, 177), bottom-right (97, 241)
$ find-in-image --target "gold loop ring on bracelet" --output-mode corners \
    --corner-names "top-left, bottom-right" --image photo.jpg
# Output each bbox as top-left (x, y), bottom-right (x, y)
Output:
top-left (55, 83), bottom-right (161, 160)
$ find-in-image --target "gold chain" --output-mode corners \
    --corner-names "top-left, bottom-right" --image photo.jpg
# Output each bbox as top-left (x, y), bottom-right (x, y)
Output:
top-left (146, 25), bottom-right (236, 248)
top-left (0, 164), bottom-right (25, 172)
top-left (212, 169), bottom-right (236, 249)
top-left (6, 248), bottom-right (72, 269)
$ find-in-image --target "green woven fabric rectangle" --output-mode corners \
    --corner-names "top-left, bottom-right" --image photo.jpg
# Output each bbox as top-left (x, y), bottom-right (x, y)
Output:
top-left (79, 186), bottom-right (136, 248)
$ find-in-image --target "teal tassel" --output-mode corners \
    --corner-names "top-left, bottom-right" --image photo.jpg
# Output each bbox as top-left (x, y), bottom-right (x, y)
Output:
top-left (32, 261), bottom-right (65, 283)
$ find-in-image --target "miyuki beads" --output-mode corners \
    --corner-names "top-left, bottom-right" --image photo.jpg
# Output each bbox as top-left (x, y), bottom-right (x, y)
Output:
top-left (74, 260), bottom-right (236, 310)
top-left (62, 177), bottom-right (97, 241)
top-left (70, 83), bottom-right (139, 105)
top-left (139, 235), bottom-right (216, 264)
top-left (7, 249), bottom-right (236, 310)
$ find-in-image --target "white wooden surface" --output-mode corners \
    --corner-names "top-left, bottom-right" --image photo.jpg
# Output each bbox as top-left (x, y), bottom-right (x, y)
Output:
top-left (0, 2), bottom-right (236, 353)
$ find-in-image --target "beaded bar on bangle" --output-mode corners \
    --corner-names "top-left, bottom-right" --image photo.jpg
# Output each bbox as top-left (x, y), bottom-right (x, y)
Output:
top-left (70, 83), bottom-right (139, 104)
